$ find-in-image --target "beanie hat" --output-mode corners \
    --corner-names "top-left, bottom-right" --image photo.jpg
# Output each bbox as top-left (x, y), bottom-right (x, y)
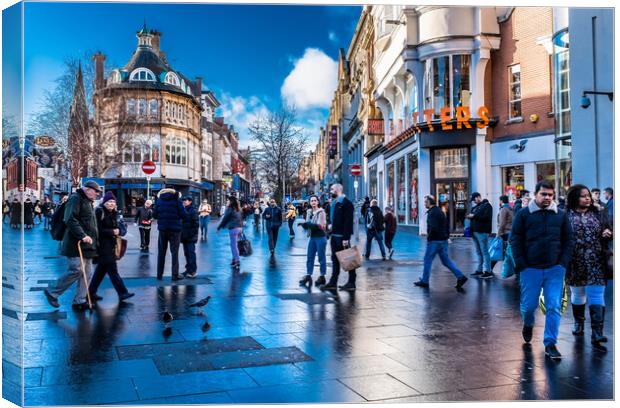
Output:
top-left (102, 191), bottom-right (116, 204)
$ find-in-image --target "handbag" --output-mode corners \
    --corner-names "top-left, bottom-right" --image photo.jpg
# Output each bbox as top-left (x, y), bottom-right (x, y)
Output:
top-left (539, 283), bottom-right (568, 315)
top-left (115, 237), bottom-right (128, 260)
top-left (237, 232), bottom-right (253, 256)
top-left (488, 236), bottom-right (504, 262)
top-left (335, 245), bottom-right (362, 271)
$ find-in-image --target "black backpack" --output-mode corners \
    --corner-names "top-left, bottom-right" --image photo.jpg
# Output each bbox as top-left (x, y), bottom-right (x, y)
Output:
top-left (50, 202), bottom-right (67, 241)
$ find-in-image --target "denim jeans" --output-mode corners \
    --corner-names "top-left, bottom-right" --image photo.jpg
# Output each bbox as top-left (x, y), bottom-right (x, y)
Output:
top-left (520, 265), bottom-right (566, 346)
top-left (288, 218), bottom-right (296, 236)
top-left (199, 215), bottom-right (210, 238)
top-left (157, 230), bottom-right (181, 278)
top-left (365, 229), bottom-right (386, 258)
top-left (229, 227), bottom-right (242, 262)
top-left (421, 240), bottom-right (464, 284)
top-left (306, 236), bottom-right (327, 276)
top-left (570, 285), bottom-right (606, 306)
top-left (182, 241), bottom-right (197, 274)
top-left (43, 214), bottom-right (52, 230)
top-left (89, 260), bottom-right (129, 296)
top-left (472, 232), bottom-right (491, 272)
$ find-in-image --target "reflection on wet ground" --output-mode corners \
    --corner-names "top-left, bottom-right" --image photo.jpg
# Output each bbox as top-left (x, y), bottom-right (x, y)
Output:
top-left (2, 220), bottom-right (613, 404)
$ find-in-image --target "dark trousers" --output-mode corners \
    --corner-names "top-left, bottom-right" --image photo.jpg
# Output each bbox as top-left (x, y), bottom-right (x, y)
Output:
top-left (139, 227), bottom-right (151, 249)
top-left (385, 231), bottom-right (395, 250)
top-left (182, 241), bottom-right (197, 274)
top-left (89, 259), bottom-right (128, 296)
top-left (268, 226), bottom-right (280, 251)
top-left (288, 218), bottom-right (295, 236)
top-left (329, 236), bottom-right (356, 284)
top-left (157, 230), bottom-right (181, 278)
top-left (254, 214), bottom-right (260, 227)
top-left (365, 229), bottom-right (386, 258)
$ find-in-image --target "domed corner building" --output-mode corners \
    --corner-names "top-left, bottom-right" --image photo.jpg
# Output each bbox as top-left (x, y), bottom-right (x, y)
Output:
top-left (91, 24), bottom-right (211, 215)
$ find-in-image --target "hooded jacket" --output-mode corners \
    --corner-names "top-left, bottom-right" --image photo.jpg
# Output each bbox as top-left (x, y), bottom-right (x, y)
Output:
top-left (509, 199), bottom-right (574, 272)
top-left (153, 189), bottom-right (187, 232)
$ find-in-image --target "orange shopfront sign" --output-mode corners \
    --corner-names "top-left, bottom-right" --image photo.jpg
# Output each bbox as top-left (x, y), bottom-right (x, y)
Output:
top-left (411, 106), bottom-right (491, 132)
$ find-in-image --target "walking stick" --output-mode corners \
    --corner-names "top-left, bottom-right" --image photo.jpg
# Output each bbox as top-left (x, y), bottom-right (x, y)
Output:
top-left (77, 241), bottom-right (93, 310)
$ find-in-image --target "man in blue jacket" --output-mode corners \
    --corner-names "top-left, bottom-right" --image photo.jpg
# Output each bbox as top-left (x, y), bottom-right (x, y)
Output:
top-left (181, 196), bottom-right (199, 279)
top-left (510, 181), bottom-right (574, 360)
top-left (414, 195), bottom-right (467, 289)
top-left (263, 198), bottom-right (283, 256)
top-left (467, 192), bottom-right (494, 279)
top-left (153, 188), bottom-right (187, 281)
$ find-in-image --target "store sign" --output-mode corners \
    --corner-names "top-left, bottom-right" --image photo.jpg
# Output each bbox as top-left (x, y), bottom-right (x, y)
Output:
top-left (411, 106), bottom-right (491, 132)
top-left (328, 125), bottom-right (337, 159)
top-left (367, 119), bottom-right (384, 135)
top-left (34, 135), bottom-right (55, 147)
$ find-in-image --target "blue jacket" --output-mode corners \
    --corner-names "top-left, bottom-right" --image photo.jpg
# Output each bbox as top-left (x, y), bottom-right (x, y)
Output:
top-left (263, 206), bottom-right (283, 228)
top-left (509, 200), bottom-right (574, 272)
top-left (153, 189), bottom-right (187, 232)
top-left (181, 205), bottom-right (199, 242)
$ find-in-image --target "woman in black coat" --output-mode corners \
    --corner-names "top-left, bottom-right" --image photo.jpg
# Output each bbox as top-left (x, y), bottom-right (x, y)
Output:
top-left (10, 198), bottom-right (21, 228)
top-left (88, 192), bottom-right (134, 302)
top-left (23, 198), bottom-right (35, 229)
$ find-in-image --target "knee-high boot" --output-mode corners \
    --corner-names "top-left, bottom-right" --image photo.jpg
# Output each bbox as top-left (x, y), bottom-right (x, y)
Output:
top-left (571, 303), bottom-right (586, 336)
top-left (589, 305), bottom-right (608, 344)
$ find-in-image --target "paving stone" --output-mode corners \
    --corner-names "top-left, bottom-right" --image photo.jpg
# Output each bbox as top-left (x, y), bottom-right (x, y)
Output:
top-left (26, 312), bottom-right (67, 321)
top-left (41, 359), bottom-right (160, 386)
top-left (131, 391), bottom-right (234, 405)
top-left (227, 379), bottom-right (366, 403)
top-left (339, 373), bottom-right (420, 401)
top-left (24, 379), bottom-right (139, 405)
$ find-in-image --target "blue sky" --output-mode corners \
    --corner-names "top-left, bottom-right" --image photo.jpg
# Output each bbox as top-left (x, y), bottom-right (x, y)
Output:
top-left (19, 2), bottom-right (361, 147)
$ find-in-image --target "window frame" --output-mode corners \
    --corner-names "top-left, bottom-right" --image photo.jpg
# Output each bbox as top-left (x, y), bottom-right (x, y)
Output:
top-left (508, 64), bottom-right (522, 120)
top-left (129, 68), bottom-right (156, 82)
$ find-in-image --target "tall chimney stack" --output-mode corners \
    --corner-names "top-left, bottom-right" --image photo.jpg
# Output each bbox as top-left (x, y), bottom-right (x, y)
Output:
top-left (195, 76), bottom-right (202, 98)
top-left (93, 52), bottom-right (106, 90)
top-left (151, 30), bottom-right (161, 56)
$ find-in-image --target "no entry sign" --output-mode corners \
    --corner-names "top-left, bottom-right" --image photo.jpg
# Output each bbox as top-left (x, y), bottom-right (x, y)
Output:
top-left (142, 160), bottom-right (156, 175)
top-left (350, 164), bottom-right (362, 177)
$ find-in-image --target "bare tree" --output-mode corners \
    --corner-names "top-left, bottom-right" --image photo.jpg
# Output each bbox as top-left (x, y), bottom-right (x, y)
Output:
top-left (248, 105), bottom-right (308, 203)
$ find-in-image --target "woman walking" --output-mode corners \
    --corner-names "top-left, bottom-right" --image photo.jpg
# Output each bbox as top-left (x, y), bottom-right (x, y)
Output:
top-left (88, 192), bottom-right (135, 302)
top-left (565, 184), bottom-right (613, 346)
top-left (198, 199), bottom-right (212, 241)
top-left (384, 206), bottom-right (397, 260)
top-left (10, 197), bottom-right (21, 229)
top-left (286, 203), bottom-right (297, 238)
top-left (217, 196), bottom-right (244, 268)
top-left (33, 200), bottom-right (43, 224)
top-left (134, 200), bottom-right (154, 252)
top-left (298, 195), bottom-right (328, 287)
top-left (23, 198), bottom-right (35, 229)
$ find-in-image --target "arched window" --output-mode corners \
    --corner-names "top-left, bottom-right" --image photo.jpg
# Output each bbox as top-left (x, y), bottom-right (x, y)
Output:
top-left (149, 99), bottom-right (158, 117)
top-left (107, 70), bottom-right (121, 85)
top-left (165, 137), bottom-right (187, 165)
top-left (126, 98), bottom-right (136, 116)
top-left (130, 68), bottom-right (156, 82)
top-left (164, 72), bottom-right (180, 87)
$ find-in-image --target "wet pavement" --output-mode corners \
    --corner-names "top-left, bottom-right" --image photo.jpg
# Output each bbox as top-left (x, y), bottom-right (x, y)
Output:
top-left (2, 217), bottom-right (614, 405)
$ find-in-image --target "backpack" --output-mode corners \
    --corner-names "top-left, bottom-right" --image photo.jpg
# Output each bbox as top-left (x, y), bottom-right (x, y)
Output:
top-left (50, 202), bottom-right (67, 241)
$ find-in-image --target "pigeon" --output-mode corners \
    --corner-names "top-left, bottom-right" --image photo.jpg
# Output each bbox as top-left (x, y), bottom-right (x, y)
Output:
top-left (162, 326), bottom-right (173, 338)
top-left (162, 311), bottom-right (174, 324)
top-left (189, 296), bottom-right (211, 308)
top-left (201, 321), bottom-right (211, 333)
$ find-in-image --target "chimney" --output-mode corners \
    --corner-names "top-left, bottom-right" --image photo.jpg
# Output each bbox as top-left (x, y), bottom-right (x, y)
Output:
top-left (195, 77), bottom-right (202, 97)
top-left (151, 30), bottom-right (162, 56)
top-left (93, 52), bottom-right (106, 90)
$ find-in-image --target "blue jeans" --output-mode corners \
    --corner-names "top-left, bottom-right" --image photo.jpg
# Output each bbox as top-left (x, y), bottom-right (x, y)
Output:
top-left (182, 241), bottom-right (197, 274)
top-left (421, 240), bottom-right (464, 283)
top-left (229, 227), bottom-right (242, 262)
top-left (306, 236), bottom-right (327, 276)
top-left (472, 232), bottom-right (491, 272)
top-left (43, 214), bottom-right (52, 230)
top-left (520, 265), bottom-right (566, 346)
top-left (365, 229), bottom-right (386, 258)
top-left (200, 215), bottom-right (210, 238)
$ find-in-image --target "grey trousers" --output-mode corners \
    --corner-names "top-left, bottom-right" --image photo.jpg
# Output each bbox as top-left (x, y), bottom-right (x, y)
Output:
top-left (49, 257), bottom-right (93, 304)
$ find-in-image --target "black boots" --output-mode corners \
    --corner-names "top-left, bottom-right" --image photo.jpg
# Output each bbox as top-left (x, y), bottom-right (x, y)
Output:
top-left (589, 305), bottom-right (608, 344)
top-left (571, 304), bottom-right (586, 336)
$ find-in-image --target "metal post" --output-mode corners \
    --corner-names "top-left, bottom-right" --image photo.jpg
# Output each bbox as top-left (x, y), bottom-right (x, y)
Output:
top-left (354, 176), bottom-right (359, 242)
top-left (146, 175), bottom-right (151, 200)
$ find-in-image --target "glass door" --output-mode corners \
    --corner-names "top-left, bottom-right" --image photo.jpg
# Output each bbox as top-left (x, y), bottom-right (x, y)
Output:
top-left (435, 180), bottom-right (468, 233)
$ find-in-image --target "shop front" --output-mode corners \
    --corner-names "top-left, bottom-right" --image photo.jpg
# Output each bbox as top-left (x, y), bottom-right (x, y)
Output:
top-left (383, 138), bottom-right (420, 227)
top-left (431, 147), bottom-right (470, 232)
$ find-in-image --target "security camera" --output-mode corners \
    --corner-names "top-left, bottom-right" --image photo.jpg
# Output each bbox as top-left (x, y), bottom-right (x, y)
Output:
top-left (580, 95), bottom-right (591, 109)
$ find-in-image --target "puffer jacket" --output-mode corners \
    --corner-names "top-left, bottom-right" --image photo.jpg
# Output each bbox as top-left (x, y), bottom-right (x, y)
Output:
top-left (509, 200), bottom-right (574, 272)
top-left (153, 188), bottom-right (186, 232)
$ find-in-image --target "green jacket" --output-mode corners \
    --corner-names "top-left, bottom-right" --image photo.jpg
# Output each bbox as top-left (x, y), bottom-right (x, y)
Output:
top-left (60, 189), bottom-right (99, 258)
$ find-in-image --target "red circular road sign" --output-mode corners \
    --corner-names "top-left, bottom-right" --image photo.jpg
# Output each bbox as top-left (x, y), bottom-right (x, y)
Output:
top-left (350, 164), bottom-right (362, 177)
top-left (142, 160), bottom-right (156, 175)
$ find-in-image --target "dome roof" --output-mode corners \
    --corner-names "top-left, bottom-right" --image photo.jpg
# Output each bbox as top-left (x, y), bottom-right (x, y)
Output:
top-left (123, 47), bottom-right (170, 78)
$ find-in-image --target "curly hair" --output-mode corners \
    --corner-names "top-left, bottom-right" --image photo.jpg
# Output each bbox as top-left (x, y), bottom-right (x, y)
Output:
top-left (566, 184), bottom-right (594, 211)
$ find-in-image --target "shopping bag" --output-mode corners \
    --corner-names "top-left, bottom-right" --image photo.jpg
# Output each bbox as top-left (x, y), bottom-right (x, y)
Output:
top-left (539, 284), bottom-right (568, 315)
top-left (237, 233), bottom-right (253, 256)
top-left (501, 243), bottom-right (516, 279)
top-left (115, 237), bottom-right (128, 260)
top-left (335, 246), bottom-right (362, 271)
top-left (463, 219), bottom-right (472, 237)
top-left (488, 236), bottom-right (504, 262)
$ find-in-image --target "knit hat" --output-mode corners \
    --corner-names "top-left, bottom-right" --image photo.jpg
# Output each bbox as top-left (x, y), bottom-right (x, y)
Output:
top-left (102, 191), bottom-right (116, 204)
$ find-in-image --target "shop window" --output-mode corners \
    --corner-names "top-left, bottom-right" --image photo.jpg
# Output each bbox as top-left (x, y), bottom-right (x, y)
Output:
top-left (397, 158), bottom-right (406, 223)
top-left (369, 165), bottom-right (378, 199)
top-left (387, 162), bottom-right (395, 209)
top-left (502, 165), bottom-right (525, 205)
top-left (408, 152), bottom-right (419, 224)
top-left (536, 162), bottom-right (555, 185)
top-left (453, 55), bottom-right (471, 109)
top-left (434, 148), bottom-right (468, 179)
top-left (509, 64), bottom-right (522, 119)
top-left (424, 55), bottom-right (470, 118)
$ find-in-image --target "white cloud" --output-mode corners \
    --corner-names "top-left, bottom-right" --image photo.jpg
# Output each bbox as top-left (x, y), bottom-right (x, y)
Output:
top-left (218, 93), bottom-right (270, 148)
top-left (281, 48), bottom-right (338, 111)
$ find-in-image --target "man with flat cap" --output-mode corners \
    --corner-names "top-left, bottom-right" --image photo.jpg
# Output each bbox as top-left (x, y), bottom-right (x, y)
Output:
top-left (44, 181), bottom-right (102, 311)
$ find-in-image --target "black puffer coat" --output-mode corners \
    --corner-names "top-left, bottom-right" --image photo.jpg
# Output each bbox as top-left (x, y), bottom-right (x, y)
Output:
top-left (153, 189), bottom-right (186, 232)
top-left (470, 199), bottom-right (492, 233)
top-left (181, 205), bottom-right (199, 243)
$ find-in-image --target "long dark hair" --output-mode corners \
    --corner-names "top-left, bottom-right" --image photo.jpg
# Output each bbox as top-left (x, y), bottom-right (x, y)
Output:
top-left (566, 184), bottom-right (595, 211)
top-left (227, 195), bottom-right (240, 212)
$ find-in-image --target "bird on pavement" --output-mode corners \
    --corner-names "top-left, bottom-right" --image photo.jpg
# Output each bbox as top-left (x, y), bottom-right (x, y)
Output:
top-left (162, 311), bottom-right (174, 325)
top-left (201, 321), bottom-right (211, 333)
top-left (189, 296), bottom-right (211, 308)
top-left (162, 326), bottom-right (173, 338)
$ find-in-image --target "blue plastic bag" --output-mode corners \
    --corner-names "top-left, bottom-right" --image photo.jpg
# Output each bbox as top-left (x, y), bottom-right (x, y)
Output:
top-left (488, 236), bottom-right (504, 262)
top-left (502, 243), bottom-right (516, 279)
top-left (463, 219), bottom-right (472, 237)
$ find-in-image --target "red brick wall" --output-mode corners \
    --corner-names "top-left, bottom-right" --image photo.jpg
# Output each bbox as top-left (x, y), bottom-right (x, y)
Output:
top-left (490, 7), bottom-right (554, 140)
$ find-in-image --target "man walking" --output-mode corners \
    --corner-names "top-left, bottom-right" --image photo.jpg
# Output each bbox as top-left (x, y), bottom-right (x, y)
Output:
top-left (263, 198), bottom-right (283, 256)
top-left (414, 195), bottom-right (467, 289)
top-left (384, 206), bottom-right (397, 260)
top-left (198, 199), bottom-right (212, 241)
top-left (364, 199), bottom-right (387, 261)
top-left (153, 187), bottom-right (187, 281)
top-left (510, 181), bottom-right (573, 360)
top-left (43, 181), bottom-right (101, 311)
top-left (467, 192), bottom-right (494, 278)
top-left (41, 196), bottom-right (54, 231)
top-left (181, 196), bottom-right (199, 278)
top-left (135, 200), bottom-right (153, 252)
top-left (320, 183), bottom-right (357, 291)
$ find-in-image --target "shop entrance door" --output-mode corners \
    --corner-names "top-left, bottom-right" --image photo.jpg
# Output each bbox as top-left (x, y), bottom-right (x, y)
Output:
top-left (435, 180), bottom-right (469, 233)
